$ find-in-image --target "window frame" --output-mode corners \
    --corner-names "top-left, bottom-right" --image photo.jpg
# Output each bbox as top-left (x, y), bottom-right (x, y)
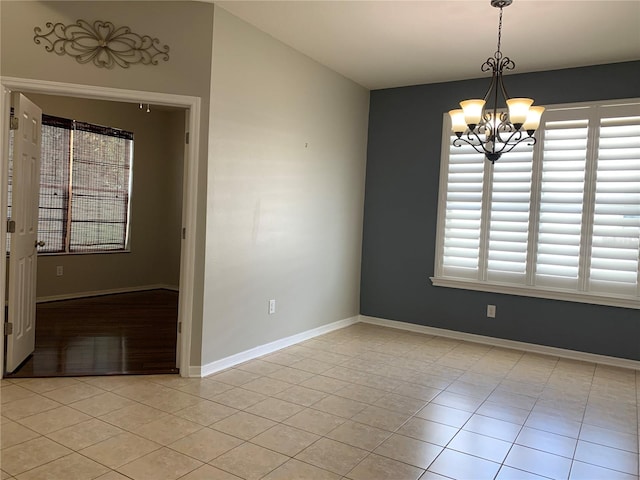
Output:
top-left (431, 98), bottom-right (640, 310)
top-left (37, 114), bottom-right (134, 256)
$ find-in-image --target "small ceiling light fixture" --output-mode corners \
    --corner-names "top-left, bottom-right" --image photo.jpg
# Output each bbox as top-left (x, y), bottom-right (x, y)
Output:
top-left (449, 0), bottom-right (544, 163)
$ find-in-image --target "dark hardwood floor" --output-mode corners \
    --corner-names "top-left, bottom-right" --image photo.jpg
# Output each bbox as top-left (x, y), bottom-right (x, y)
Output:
top-left (6, 289), bottom-right (179, 378)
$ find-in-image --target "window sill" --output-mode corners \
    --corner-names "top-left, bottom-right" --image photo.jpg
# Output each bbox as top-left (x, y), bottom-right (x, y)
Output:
top-left (38, 249), bottom-right (131, 257)
top-left (430, 276), bottom-right (640, 310)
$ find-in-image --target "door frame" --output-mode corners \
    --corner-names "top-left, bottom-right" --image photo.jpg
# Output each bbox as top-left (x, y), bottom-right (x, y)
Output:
top-left (0, 76), bottom-right (201, 378)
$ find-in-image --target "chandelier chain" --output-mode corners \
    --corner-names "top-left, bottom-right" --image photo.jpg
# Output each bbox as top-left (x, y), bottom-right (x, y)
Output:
top-left (496, 7), bottom-right (504, 58)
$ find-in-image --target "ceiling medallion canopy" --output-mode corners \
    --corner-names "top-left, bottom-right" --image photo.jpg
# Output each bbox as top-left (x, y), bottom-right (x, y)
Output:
top-left (34, 20), bottom-right (170, 69)
top-left (448, 0), bottom-right (544, 163)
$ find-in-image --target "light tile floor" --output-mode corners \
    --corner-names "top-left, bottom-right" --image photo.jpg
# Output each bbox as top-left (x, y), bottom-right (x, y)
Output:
top-left (1, 323), bottom-right (639, 480)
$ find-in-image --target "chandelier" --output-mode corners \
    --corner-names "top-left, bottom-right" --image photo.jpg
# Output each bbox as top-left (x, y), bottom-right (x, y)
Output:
top-left (449, 0), bottom-right (544, 163)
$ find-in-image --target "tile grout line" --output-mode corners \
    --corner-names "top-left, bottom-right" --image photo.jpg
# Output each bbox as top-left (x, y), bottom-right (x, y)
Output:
top-left (2, 323), bottom-right (638, 480)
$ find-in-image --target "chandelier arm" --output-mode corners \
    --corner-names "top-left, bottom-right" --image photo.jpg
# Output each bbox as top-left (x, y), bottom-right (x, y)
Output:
top-left (464, 129), bottom-right (485, 147)
top-left (494, 111), bottom-right (514, 144)
top-left (453, 131), bottom-right (484, 151)
top-left (452, 138), bottom-right (486, 157)
top-left (491, 132), bottom-right (537, 156)
top-left (481, 56), bottom-right (497, 72)
top-left (453, 129), bottom-right (536, 162)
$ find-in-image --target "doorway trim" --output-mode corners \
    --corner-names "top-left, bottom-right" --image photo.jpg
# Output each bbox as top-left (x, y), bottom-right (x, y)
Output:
top-left (0, 76), bottom-right (201, 378)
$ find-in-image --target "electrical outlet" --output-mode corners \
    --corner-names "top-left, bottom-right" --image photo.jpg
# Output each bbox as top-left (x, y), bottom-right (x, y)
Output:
top-left (268, 299), bottom-right (276, 315)
top-left (487, 304), bottom-right (496, 318)
top-left (56, 265), bottom-right (63, 276)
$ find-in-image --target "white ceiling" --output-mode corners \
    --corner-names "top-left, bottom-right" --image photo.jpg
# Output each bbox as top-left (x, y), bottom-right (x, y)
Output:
top-left (215, 0), bottom-right (640, 90)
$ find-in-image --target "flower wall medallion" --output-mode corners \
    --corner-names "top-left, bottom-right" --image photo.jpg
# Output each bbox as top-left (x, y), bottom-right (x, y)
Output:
top-left (34, 20), bottom-right (170, 68)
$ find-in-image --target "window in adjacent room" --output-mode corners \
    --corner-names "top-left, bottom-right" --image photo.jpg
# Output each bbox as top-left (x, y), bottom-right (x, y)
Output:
top-left (431, 99), bottom-right (640, 309)
top-left (8, 114), bottom-right (134, 254)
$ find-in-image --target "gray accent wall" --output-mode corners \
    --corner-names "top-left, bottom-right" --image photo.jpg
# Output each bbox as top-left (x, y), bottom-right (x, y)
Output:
top-left (361, 61), bottom-right (640, 361)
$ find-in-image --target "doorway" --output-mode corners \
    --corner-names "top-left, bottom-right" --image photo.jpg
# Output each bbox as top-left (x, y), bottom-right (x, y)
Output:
top-left (6, 92), bottom-right (184, 378)
top-left (1, 77), bottom-right (202, 379)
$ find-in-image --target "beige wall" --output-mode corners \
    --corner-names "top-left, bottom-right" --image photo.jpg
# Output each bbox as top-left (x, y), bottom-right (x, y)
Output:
top-left (0, 1), bottom-right (213, 97)
top-left (1, 2), bottom-right (372, 371)
top-left (0, 1), bottom-right (213, 365)
top-left (203, 7), bottom-right (369, 365)
top-left (25, 94), bottom-right (183, 298)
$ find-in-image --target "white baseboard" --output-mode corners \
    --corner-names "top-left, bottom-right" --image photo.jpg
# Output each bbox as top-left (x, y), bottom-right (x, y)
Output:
top-left (36, 284), bottom-right (178, 303)
top-left (360, 315), bottom-right (640, 371)
top-left (192, 315), bottom-right (360, 378)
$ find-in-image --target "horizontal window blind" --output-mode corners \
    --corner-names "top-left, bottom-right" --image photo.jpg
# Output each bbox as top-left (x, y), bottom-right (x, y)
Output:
top-left (7, 114), bottom-right (133, 255)
top-left (434, 99), bottom-right (640, 308)
top-left (71, 125), bottom-right (132, 253)
top-left (6, 129), bottom-right (14, 254)
top-left (38, 115), bottom-right (71, 253)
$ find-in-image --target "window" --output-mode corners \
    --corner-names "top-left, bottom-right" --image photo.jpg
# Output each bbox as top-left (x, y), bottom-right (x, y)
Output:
top-left (8, 114), bottom-right (133, 254)
top-left (432, 99), bottom-right (640, 309)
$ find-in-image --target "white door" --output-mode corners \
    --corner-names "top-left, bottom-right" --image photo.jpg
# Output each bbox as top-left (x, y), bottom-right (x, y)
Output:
top-left (6, 93), bottom-right (42, 373)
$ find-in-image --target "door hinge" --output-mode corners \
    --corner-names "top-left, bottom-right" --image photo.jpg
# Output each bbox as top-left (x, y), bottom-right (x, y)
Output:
top-left (7, 219), bottom-right (15, 233)
top-left (178, 322), bottom-right (182, 334)
top-left (4, 322), bottom-right (13, 336)
top-left (9, 116), bottom-right (18, 130)
top-left (185, 132), bottom-right (190, 144)
top-left (182, 227), bottom-right (186, 240)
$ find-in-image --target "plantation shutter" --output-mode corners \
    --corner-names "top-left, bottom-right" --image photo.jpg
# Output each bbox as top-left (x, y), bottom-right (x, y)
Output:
top-left (486, 141), bottom-right (534, 284)
top-left (440, 140), bottom-right (485, 279)
top-left (588, 106), bottom-right (640, 297)
top-left (70, 122), bottom-right (133, 252)
top-left (434, 100), bottom-right (640, 308)
top-left (534, 114), bottom-right (589, 290)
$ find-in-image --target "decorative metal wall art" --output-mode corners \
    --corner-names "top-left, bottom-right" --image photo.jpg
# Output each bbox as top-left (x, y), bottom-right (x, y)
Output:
top-left (34, 20), bottom-right (170, 69)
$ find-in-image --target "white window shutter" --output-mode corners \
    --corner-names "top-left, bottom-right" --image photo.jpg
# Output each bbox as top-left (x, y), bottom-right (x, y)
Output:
top-left (487, 141), bottom-right (534, 284)
top-left (534, 117), bottom-right (589, 290)
top-left (441, 140), bottom-right (485, 279)
top-left (588, 110), bottom-right (640, 296)
top-left (433, 100), bottom-right (640, 308)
